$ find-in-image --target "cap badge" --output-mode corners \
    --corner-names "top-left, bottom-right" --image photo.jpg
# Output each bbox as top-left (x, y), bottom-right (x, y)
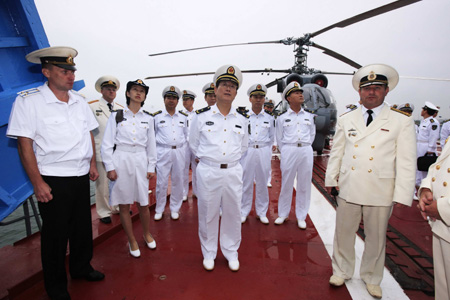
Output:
top-left (405, 103), bottom-right (410, 107)
top-left (227, 66), bottom-right (235, 75)
top-left (137, 79), bottom-right (143, 84)
top-left (256, 84), bottom-right (262, 90)
top-left (170, 86), bottom-right (175, 92)
top-left (368, 71), bottom-right (376, 81)
top-left (66, 55), bottom-right (74, 65)
top-left (294, 82), bottom-right (299, 87)
top-left (183, 90), bottom-right (187, 94)
top-left (210, 83), bottom-right (215, 88)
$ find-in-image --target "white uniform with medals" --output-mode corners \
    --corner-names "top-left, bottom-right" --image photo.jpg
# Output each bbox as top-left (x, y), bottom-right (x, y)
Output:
top-left (420, 141), bottom-right (450, 300)
top-left (182, 109), bottom-right (197, 198)
top-left (241, 110), bottom-right (274, 219)
top-left (416, 116), bottom-right (440, 186)
top-left (89, 97), bottom-right (123, 217)
top-left (276, 107), bottom-right (316, 221)
top-left (189, 105), bottom-right (249, 261)
top-left (153, 109), bottom-right (188, 214)
top-left (101, 108), bottom-right (156, 206)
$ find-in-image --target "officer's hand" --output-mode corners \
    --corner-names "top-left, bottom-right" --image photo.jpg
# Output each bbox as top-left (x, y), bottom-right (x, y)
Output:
top-left (326, 186), bottom-right (338, 195)
top-left (89, 165), bottom-right (99, 181)
top-left (34, 181), bottom-right (53, 203)
top-left (418, 188), bottom-right (433, 220)
top-left (107, 170), bottom-right (118, 181)
top-left (272, 145), bottom-right (278, 152)
top-left (147, 172), bottom-right (155, 179)
top-left (424, 200), bottom-right (441, 221)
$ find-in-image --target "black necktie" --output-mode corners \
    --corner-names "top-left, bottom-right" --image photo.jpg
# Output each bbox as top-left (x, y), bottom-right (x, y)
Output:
top-left (366, 109), bottom-right (373, 126)
top-left (107, 103), bottom-right (113, 112)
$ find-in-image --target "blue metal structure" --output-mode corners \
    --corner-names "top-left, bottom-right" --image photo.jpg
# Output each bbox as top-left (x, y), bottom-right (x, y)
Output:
top-left (0, 0), bottom-right (84, 221)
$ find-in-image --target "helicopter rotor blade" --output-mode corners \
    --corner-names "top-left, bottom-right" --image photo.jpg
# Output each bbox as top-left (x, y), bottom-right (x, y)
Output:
top-left (321, 71), bottom-right (355, 76)
top-left (149, 41), bottom-right (283, 57)
top-left (266, 74), bottom-right (289, 88)
top-left (145, 69), bottom-right (291, 80)
top-left (310, 0), bottom-right (422, 38)
top-left (400, 76), bottom-right (450, 82)
top-left (311, 42), bottom-right (362, 69)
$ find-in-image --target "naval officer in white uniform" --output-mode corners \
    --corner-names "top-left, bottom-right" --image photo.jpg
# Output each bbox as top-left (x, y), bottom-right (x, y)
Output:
top-left (325, 64), bottom-right (416, 299)
top-left (189, 65), bottom-right (249, 272)
top-left (240, 84), bottom-right (274, 224)
top-left (88, 76), bottom-right (123, 224)
top-left (181, 89), bottom-right (197, 200)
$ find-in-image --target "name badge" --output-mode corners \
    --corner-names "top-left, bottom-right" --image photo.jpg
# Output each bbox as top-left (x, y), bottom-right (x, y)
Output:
top-left (206, 121), bottom-right (214, 126)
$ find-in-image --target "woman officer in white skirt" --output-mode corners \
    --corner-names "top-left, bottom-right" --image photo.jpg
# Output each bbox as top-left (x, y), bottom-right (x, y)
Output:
top-left (101, 79), bottom-right (157, 258)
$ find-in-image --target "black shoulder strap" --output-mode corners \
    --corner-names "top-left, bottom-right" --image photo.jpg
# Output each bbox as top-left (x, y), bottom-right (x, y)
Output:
top-left (115, 109), bottom-right (124, 124)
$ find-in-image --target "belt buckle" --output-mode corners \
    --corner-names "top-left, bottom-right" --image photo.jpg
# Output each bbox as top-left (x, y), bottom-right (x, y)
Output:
top-left (220, 164), bottom-right (228, 169)
top-left (297, 143), bottom-right (302, 147)
top-left (171, 146), bottom-right (177, 149)
top-left (254, 145), bottom-right (259, 148)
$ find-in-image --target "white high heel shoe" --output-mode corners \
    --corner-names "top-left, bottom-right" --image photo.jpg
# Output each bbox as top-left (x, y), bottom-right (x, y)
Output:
top-left (128, 243), bottom-right (141, 258)
top-left (144, 235), bottom-right (156, 249)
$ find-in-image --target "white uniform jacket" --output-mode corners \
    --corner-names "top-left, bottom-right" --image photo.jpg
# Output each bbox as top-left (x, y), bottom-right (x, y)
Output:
top-left (417, 116), bottom-right (440, 154)
top-left (189, 105), bottom-right (249, 162)
top-left (88, 97), bottom-right (123, 162)
top-left (153, 109), bottom-right (188, 147)
top-left (275, 107), bottom-right (316, 151)
top-left (420, 142), bottom-right (450, 243)
top-left (101, 108), bottom-right (156, 173)
top-left (325, 105), bottom-right (417, 206)
top-left (248, 110), bottom-right (275, 146)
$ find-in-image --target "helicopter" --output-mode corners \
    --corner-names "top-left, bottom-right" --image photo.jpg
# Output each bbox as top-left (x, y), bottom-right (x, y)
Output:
top-left (144, 0), bottom-right (422, 154)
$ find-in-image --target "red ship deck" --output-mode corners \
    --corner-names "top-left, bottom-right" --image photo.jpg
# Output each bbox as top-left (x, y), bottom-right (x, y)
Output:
top-left (0, 150), bottom-right (435, 300)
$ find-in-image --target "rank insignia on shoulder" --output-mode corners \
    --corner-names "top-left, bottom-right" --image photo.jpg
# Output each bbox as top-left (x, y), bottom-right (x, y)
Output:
top-left (88, 99), bottom-right (100, 104)
top-left (390, 107), bottom-right (410, 116)
top-left (264, 109), bottom-right (274, 116)
top-left (179, 110), bottom-right (188, 117)
top-left (17, 88), bottom-right (40, 98)
top-left (236, 108), bottom-right (249, 118)
top-left (430, 119), bottom-right (435, 123)
top-left (143, 110), bottom-right (152, 116)
top-left (278, 110), bottom-right (287, 116)
top-left (196, 106), bottom-right (211, 114)
top-left (152, 110), bottom-right (162, 117)
top-left (432, 125), bottom-right (438, 130)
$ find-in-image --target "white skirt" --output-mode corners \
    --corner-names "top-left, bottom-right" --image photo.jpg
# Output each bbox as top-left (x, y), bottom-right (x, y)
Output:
top-left (109, 149), bottom-right (149, 206)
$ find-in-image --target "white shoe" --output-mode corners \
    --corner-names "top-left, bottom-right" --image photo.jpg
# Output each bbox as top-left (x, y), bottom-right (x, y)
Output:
top-left (366, 283), bottom-right (382, 299)
top-left (241, 216), bottom-right (247, 223)
top-left (274, 217), bottom-right (286, 225)
top-left (329, 275), bottom-right (345, 287)
top-left (144, 235), bottom-right (156, 249)
top-left (148, 190), bottom-right (152, 194)
top-left (171, 212), bottom-right (180, 220)
top-left (259, 216), bottom-right (269, 224)
top-left (128, 243), bottom-right (140, 258)
top-left (267, 183), bottom-right (272, 188)
top-left (228, 260), bottom-right (240, 272)
top-left (203, 259), bottom-right (214, 271)
top-left (182, 195), bottom-right (188, 201)
top-left (154, 213), bottom-right (163, 221)
top-left (297, 220), bottom-right (307, 229)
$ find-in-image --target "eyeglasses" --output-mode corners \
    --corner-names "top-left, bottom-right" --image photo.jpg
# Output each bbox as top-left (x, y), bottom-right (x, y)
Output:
top-left (220, 82), bottom-right (238, 90)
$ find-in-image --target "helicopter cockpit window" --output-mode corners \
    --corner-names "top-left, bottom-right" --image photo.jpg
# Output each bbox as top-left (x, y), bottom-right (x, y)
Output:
top-left (302, 84), bottom-right (332, 110)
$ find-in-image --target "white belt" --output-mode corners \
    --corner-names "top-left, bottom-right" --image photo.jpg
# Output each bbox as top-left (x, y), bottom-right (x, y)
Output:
top-left (157, 143), bottom-right (184, 149)
top-left (200, 159), bottom-right (239, 169)
top-left (115, 144), bottom-right (145, 153)
top-left (285, 143), bottom-right (311, 147)
top-left (250, 143), bottom-right (270, 148)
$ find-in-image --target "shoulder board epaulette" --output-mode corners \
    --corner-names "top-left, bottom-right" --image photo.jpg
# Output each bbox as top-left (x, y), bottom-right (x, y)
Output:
top-left (111, 109), bottom-right (122, 113)
top-left (390, 107), bottom-right (410, 117)
top-left (195, 106), bottom-right (211, 114)
top-left (264, 109), bottom-right (274, 116)
top-left (346, 104), bottom-right (358, 111)
top-left (178, 110), bottom-right (188, 117)
top-left (88, 99), bottom-right (99, 104)
top-left (430, 118), bottom-right (435, 123)
top-left (304, 108), bottom-right (316, 114)
top-left (152, 110), bottom-right (162, 117)
top-left (339, 108), bottom-right (358, 117)
top-left (17, 88), bottom-right (40, 98)
top-left (443, 119), bottom-right (450, 124)
top-left (278, 110), bottom-right (287, 116)
top-left (143, 110), bottom-right (152, 116)
top-left (236, 108), bottom-right (249, 118)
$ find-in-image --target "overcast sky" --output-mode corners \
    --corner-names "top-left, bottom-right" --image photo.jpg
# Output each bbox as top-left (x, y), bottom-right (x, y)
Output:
top-left (34, 0), bottom-right (450, 120)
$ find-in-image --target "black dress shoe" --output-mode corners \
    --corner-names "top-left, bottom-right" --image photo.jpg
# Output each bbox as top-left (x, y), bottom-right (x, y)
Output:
top-left (100, 216), bottom-right (111, 224)
top-left (83, 270), bottom-right (105, 281)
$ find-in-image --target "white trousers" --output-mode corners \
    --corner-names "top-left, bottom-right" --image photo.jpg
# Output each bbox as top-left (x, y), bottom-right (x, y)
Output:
top-left (278, 145), bottom-right (313, 220)
top-left (332, 197), bottom-right (393, 285)
top-left (95, 161), bottom-right (118, 218)
top-left (182, 146), bottom-right (197, 197)
top-left (433, 233), bottom-right (450, 300)
top-left (241, 146), bottom-right (271, 218)
top-left (196, 161), bottom-right (242, 261)
top-left (155, 145), bottom-right (185, 214)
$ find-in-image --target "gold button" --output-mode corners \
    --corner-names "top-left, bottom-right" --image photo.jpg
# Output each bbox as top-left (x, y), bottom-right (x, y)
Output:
top-left (371, 146), bottom-right (375, 149)
top-left (432, 177), bottom-right (436, 182)
top-left (368, 169), bottom-right (372, 173)
top-left (444, 182), bottom-right (448, 187)
top-left (224, 118), bottom-right (226, 120)
top-left (353, 155), bottom-right (356, 159)
top-left (224, 129), bottom-right (227, 132)
top-left (351, 167), bottom-right (355, 170)
top-left (369, 157), bottom-right (373, 161)
top-left (354, 144), bottom-right (358, 148)
top-left (133, 123), bottom-right (135, 125)
top-left (223, 153), bottom-right (226, 155)
top-left (436, 165), bottom-right (441, 170)
top-left (224, 141), bottom-right (226, 143)
top-left (448, 168), bottom-right (450, 173)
